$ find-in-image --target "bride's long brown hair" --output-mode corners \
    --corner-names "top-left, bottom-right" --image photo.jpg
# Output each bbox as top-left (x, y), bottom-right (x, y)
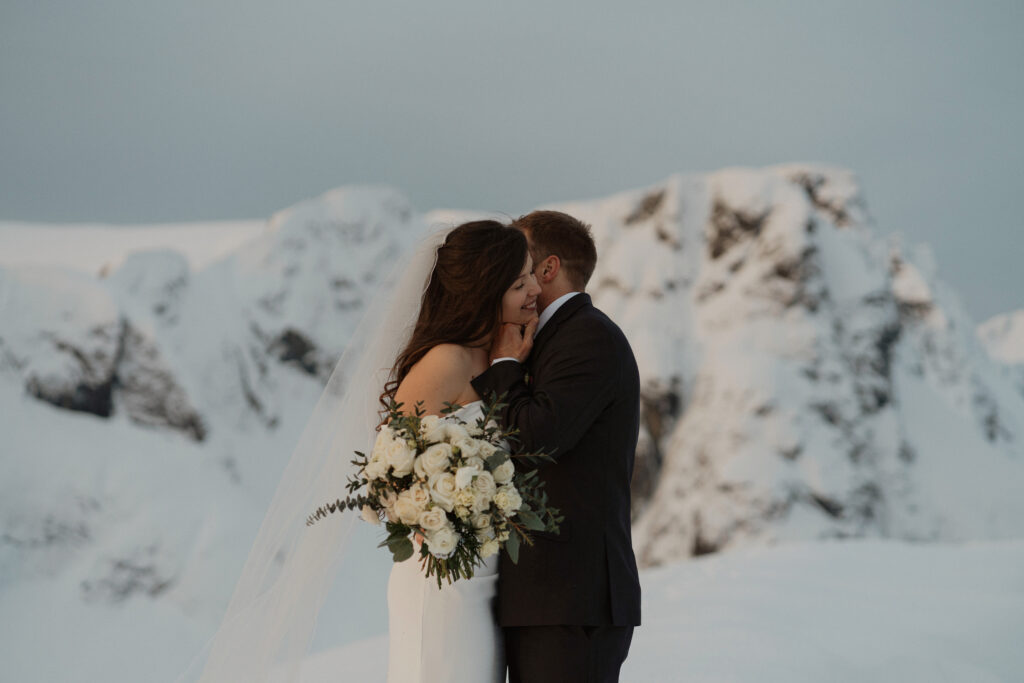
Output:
top-left (379, 219), bottom-right (528, 416)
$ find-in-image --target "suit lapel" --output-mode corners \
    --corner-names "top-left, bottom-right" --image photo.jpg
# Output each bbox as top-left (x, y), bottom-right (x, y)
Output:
top-left (530, 292), bottom-right (591, 361)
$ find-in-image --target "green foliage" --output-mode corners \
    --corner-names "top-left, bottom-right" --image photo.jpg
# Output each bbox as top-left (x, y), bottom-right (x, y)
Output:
top-left (306, 391), bottom-right (563, 585)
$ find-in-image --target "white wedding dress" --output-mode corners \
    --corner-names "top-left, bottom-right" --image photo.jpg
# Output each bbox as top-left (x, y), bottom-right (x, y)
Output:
top-left (385, 400), bottom-right (505, 683)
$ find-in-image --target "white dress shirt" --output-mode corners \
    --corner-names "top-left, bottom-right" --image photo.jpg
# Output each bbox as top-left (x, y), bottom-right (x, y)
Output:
top-left (491, 291), bottom-right (581, 366)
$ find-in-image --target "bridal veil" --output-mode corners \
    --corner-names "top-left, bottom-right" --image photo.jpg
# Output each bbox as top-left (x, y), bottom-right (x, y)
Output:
top-left (176, 225), bottom-right (450, 682)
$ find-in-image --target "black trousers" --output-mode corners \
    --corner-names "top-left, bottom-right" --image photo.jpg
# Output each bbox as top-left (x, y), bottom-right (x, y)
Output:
top-left (504, 624), bottom-right (634, 683)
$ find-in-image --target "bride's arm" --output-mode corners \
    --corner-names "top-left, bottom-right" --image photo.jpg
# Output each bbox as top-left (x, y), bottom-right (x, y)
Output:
top-left (392, 343), bottom-right (473, 417)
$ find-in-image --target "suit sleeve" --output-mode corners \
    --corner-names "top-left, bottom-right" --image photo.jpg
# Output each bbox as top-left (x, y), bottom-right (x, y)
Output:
top-left (471, 332), bottom-right (619, 460)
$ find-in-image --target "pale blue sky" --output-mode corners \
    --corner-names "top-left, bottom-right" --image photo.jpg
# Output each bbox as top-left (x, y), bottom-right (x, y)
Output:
top-left (1, 1), bottom-right (1021, 320)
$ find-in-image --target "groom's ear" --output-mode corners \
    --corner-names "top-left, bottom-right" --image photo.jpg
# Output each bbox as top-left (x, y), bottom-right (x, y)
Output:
top-left (538, 255), bottom-right (561, 284)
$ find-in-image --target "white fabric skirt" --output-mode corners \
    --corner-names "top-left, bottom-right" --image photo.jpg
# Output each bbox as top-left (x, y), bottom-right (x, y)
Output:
top-left (386, 550), bottom-right (504, 683)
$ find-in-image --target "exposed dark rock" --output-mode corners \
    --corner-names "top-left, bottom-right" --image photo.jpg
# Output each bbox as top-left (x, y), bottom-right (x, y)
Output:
top-left (624, 189), bottom-right (667, 225)
top-left (690, 511), bottom-right (719, 556)
top-left (707, 199), bottom-right (770, 259)
top-left (25, 326), bottom-right (119, 417)
top-left (80, 545), bottom-right (174, 603)
top-left (810, 492), bottom-right (844, 518)
top-left (631, 378), bottom-right (683, 518)
top-left (117, 324), bottom-right (207, 442)
top-left (787, 170), bottom-right (857, 227)
top-left (269, 328), bottom-right (320, 376)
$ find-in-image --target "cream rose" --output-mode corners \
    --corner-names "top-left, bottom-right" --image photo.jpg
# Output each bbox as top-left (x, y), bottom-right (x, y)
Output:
top-left (380, 489), bottom-right (398, 522)
top-left (417, 507), bottom-right (446, 532)
top-left (471, 489), bottom-right (492, 513)
top-left (419, 415), bottom-right (447, 443)
top-left (428, 472), bottom-right (458, 512)
top-left (463, 455), bottom-right (485, 470)
top-left (453, 436), bottom-right (481, 459)
top-left (493, 485), bottom-right (522, 515)
top-left (425, 525), bottom-right (460, 558)
top-left (414, 443), bottom-right (453, 479)
top-left (363, 451), bottom-right (388, 481)
top-left (395, 488), bottom-right (425, 525)
top-left (454, 488), bottom-right (475, 509)
top-left (408, 483), bottom-right (431, 508)
top-left (480, 538), bottom-right (500, 558)
top-left (477, 441), bottom-right (497, 460)
top-left (454, 505), bottom-right (471, 521)
top-left (492, 459), bottom-right (514, 484)
top-left (470, 512), bottom-right (492, 530)
top-left (445, 422), bottom-right (470, 443)
top-left (384, 438), bottom-right (415, 477)
top-left (471, 471), bottom-right (496, 498)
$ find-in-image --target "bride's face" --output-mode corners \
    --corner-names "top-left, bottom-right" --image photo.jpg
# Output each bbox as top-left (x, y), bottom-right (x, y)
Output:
top-left (501, 254), bottom-right (541, 325)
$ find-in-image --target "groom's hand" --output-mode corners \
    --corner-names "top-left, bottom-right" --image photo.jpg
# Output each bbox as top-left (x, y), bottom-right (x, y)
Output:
top-left (492, 316), bottom-right (539, 363)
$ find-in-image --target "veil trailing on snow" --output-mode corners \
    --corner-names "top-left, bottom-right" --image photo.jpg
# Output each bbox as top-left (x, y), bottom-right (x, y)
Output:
top-left (176, 225), bottom-right (451, 683)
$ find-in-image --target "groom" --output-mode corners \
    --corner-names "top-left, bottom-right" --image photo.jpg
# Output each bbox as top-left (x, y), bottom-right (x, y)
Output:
top-left (471, 210), bottom-right (642, 683)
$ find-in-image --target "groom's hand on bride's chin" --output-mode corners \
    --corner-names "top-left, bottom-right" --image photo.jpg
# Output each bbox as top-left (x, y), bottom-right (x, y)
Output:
top-left (491, 317), bottom-right (538, 364)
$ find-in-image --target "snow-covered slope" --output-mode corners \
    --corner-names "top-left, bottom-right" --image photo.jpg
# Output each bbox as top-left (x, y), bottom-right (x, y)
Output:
top-left (2, 168), bottom-right (1023, 681)
top-left (303, 539), bottom-right (1024, 683)
top-left (978, 310), bottom-right (1024, 401)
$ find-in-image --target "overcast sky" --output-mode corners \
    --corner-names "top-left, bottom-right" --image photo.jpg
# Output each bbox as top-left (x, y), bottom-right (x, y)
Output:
top-left (1, 1), bottom-right (1021, 321)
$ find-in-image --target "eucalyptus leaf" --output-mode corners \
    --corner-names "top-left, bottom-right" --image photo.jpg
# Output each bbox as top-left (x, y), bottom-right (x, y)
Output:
top-left (485, 452), bottom-right (510, 470)
top-left (388, 536), bottom-right (414, 563)
top-left (517, 509), bottom-right (545, 531)
top-left (506, 530), bottom-right (520, 564)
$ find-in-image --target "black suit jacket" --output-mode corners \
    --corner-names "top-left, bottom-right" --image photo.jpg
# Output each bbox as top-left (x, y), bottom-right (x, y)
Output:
top-left (471, 293), bottom-right (642, 627)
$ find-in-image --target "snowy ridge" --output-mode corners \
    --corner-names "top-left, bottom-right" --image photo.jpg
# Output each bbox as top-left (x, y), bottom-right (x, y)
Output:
top-left (1, 169), bottom-right (1023, 681)
top-left (538, 165), bottom-right (1024, 566)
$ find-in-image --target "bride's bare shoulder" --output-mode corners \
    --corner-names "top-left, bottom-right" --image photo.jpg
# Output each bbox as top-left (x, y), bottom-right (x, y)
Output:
top-left (414, 343), bottom-right (475, 374)
top-left (394, 344), bottom-right (475, 413)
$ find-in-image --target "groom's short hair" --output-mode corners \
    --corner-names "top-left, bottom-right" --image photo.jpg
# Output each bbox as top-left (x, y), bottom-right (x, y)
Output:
top-left (512, 210), bottom-right (597, 290)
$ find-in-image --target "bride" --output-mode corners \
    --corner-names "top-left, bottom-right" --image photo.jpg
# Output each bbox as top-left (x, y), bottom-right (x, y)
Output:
top-left (179, 219), bottom-right (540, 682)
top-left (384, 219), bottom-right (541, 682)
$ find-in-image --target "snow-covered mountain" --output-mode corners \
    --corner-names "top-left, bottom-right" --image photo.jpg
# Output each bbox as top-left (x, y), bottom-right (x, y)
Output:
top-left (1, 167), bottom-right (1023, 681)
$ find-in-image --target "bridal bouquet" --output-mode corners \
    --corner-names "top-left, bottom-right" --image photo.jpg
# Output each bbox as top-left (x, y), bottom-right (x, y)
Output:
top-left (307, 394), bottom-right (562, 587)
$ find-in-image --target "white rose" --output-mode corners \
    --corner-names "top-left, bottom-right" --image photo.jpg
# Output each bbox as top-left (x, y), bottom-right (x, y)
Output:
top-left (428, 472), bottom-right (458, 512)
top-left (361, 505), bottom-right (380, 526)
top-left (372, 426), bottom-right (396, 451)
top-left (384, 438), bottom-right (415, 477)
top-left (445, 422), bottom-right (470, 443)
top-left (471, 489), bottom-right (492, 513)
top-left (395, 490), bottom-right (424, 525)
top-left (454, 465), bottom-right (481, 490)
top-left (419, 415), bottom-right (447, 443)
top-left (453, 436), bottom-right (481, 459)
top-left (363, 451), bottom-right (388, 481)
top-left (470, 512), bottom-right (491, 530)
top-left (480, 538), bottom-right (500, 558)
top-left (467, 422), bottom-right (484, 437)
top-left (415, 443), bottom-right (453, 479)
top-left (408, 483), bottom-right (431, 509)
top-left (477, 441), bottom-right (497, 460)
top-left (471, 471), bottom-right (496, 498)
top-left (491, 459), bottom-right (514, 484)
top-left (493, 485), bottom-right (522, 515)
top-left (425, 525), bottom-right (460, 558)
top-left (418, 507), bottom-right (447, 531)
top-left (454, 505), bottom-right (471, 521)
top-left (381, 490), bottom-right (398, 523)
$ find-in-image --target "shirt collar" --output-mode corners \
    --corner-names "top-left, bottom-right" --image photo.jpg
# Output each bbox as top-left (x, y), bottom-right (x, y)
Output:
top-left (535, 291), bottom-right (581, 336)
